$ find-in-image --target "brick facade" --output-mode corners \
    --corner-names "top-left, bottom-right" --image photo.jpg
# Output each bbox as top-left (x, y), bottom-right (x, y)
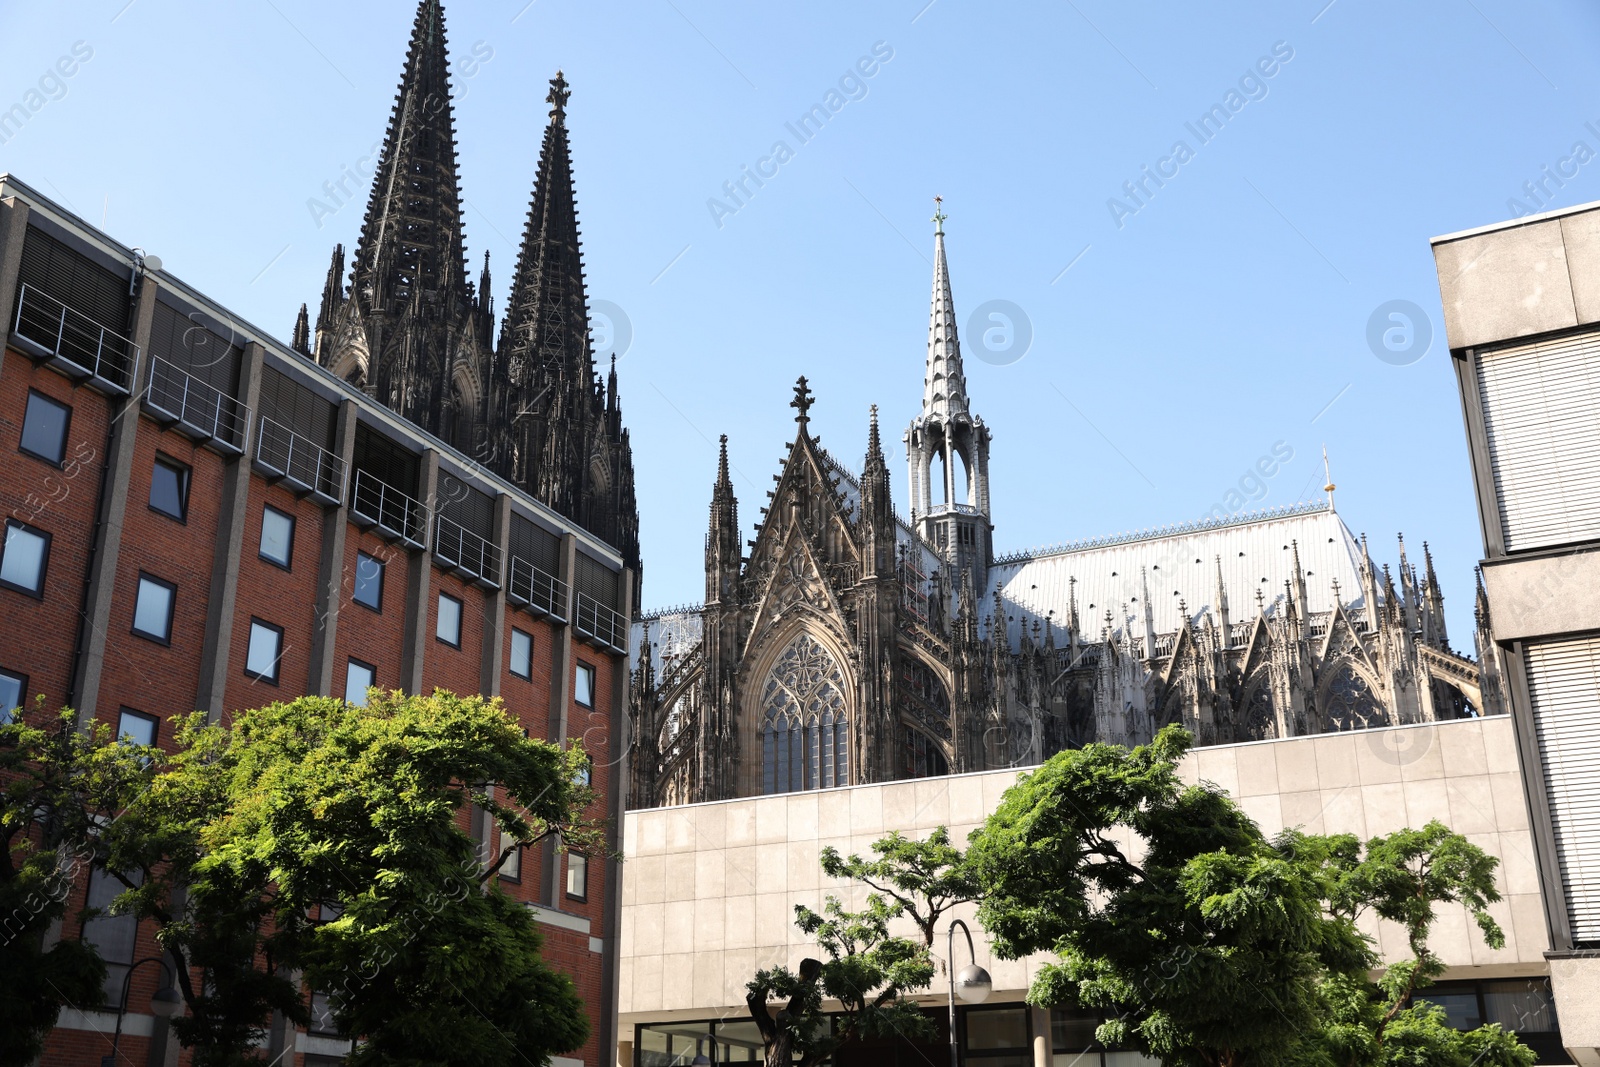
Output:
top-left (1, 178), bottom-right (633, 1067)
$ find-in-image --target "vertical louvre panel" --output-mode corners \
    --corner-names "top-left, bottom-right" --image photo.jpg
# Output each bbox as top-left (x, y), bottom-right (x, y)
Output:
top-left (1477, 332), bottom-right (1600, 550)
top-left (575, 552), bottom-right (619, 608)
top-left (510, 515), bottom-right (560, 574)
top-left (352, 423), bottom-right (420, 497)
top-left (149, 300), bottom-right (243, 396)
top-left (440, 481), bottom-right (495, 542)
top-left (15, 224), bottom-right (130, 336)
top-left (258, 366), bottom-right (336, 451)
top-left (1524, 635), bottom-right (1600, 945)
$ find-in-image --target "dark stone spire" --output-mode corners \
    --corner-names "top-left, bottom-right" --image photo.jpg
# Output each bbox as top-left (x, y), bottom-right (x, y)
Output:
top-left (706, 435), bottom-right (740, 604)
top-left (331, 0), bottom-right (479, 438)
top-left (488, 71), bottom-right (639, 578)
top-left (292, 303), bottom-right (311, 356)
top-left (314, 242), bottom-right (345, 355)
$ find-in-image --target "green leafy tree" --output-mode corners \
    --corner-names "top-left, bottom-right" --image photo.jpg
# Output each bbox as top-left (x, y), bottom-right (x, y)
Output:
top-left (818, 826), bottom-right (976, 947)
top-left (747, 894), bottom-right (935, 1067)
top-left (103, 690), bottom-right (600, 1067)
top-left (1, 703), bottom-right (154, 1067)
top-left (1287, 824), bottom-right (1535, 1067)
top-left (966, 726), bottom-right (1370, 1067)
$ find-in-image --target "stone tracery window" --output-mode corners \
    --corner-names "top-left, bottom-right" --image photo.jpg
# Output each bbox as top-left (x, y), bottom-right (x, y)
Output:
top-left (1241, 674), bottom-right (1277, 741)
top-left (1324, 662), bottom-right (1388, 732)
top-left (760, 633), bottom-right (849, 795)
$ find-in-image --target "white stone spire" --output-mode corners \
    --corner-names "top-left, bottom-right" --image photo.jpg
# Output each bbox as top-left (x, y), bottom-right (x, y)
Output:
top-left (922, 197), bottom-right (969, 421)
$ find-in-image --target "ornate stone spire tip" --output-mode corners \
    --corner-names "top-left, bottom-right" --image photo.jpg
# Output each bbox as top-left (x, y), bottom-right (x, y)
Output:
top-left (932, 195), bottom-right (947, 236)
top-left (791, 376), bottom-right (814, 425)
top-left (548, 70), bottom-right (571, 122)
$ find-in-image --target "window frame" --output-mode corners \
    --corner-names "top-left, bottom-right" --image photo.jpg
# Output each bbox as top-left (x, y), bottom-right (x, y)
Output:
top-left (116, 707), bottom-right (158, 748)
top-left (565, 851), bottom-right (588, 902)
top-left (131, 572), bottom-right (177, 645)
top-left (18, 388), bottom-right (71, 467)
top-left (574, 661), bottom-right (596, 708)
top-left (435, 591), bottom-right (463, 649)
top-left (352, 551), bottom-right (384, 612)
top-left (244, 617), bottom-right (285, 685)
top-left (344, 657), bottom-right (376, 707)
top-left (0, 667), bottom-right (28, 722)
top-left (148, 453), bottom-right (191, 523)
top-left (509, 628), bottom-right (534, 680)
top-left (0, 519), bottom-right (52, 599)
top-left (258, 505), bottom-right (296, 570)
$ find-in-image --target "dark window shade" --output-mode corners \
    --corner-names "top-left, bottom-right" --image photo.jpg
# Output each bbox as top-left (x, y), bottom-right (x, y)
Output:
top-left (352, 422), bottom-right (419, 497)
top-left (574, 552), bottom-right (618, 607)
top-left (15, 225), bottom-right (130, 337)
top-left (440, 479), bottom-right (494, 542)
top-left (510, 514), bottom-right (560, 574)
top-left (149, 300), bottom-right (243, 396)
top-left (258, 366), bottom-right (336, 450)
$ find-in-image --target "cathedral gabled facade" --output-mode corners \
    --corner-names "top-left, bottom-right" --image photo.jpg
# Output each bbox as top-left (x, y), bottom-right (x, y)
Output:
top-left (627, 210), bottom-right (1503, 809)
top-left (297, 0), bottom-right (639, 577)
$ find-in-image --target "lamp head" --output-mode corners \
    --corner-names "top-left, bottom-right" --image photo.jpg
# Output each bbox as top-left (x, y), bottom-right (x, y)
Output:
top-left (151, 985), bottom-right (184, 1018)
top-left (955, 963), bottom-right (992, 1004)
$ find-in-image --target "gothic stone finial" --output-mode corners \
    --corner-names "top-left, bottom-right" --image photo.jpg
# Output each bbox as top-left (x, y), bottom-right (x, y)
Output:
top-left (548, 70), bottom-right (571, 122)
top-left (932, 195), bottom-right (947, 236)
top-left (791, 376), bottom-right (814, 425)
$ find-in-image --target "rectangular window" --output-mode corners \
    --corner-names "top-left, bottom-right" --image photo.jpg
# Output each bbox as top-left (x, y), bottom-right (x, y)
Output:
top-left (436, 592), bottom-right (462, 647)
top-left (344, 658), bottom-right (376, 707)
top-left (0, 520), bottom-right (51, 598)
top-left (19, 389), bottom-right (70, 466)
top-left (574, 662), bottom-right (595, 708)
top-left (83, 866), bottom-right (140, 1007)
top-left (259, 506), bottom-right (295, 569)
top-left (308, 991), bottom-right (341, 1037)
top-left (245, 619), bottom-right (284, 684)
top-left (509, 629), bottom-right (533, 679)
top-left (132, 573), bottom-right (176, 643)
top-left (1, 669), bottom-right (28, 722)
top-left (353, 552), bottom-right (383, 611)
top-left (116, 708), bottom-right (157, 747)
top-left (565, 852), bottom-right (588, 901)
top-left (148, 454), bottom-right (190, 521)
top-left (500, 839), bottom-right (521, 882)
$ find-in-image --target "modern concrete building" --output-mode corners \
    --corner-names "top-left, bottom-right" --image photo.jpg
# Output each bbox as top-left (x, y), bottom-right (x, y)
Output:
top-left (617, 716), bottom-right (1570, 1065)
top-left (0, 174), bottom-right (633, 1066)
top-left (1433, 200), bottom-right (1600, 1066)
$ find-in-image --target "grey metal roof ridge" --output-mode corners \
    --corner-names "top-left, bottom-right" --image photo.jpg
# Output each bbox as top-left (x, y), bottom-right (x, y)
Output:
top-left (992, 498), bottom-right (1334, 565)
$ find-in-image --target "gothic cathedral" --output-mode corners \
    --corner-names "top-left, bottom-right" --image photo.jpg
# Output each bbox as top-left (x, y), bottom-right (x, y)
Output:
top-left (627, 209), bottom-right (1504, 809)
top-left (294, 0), bottom-right (639, 580)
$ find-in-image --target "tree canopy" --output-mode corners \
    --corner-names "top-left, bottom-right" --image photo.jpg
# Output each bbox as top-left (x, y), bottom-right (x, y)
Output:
top-left (966, 725), bottom-right (1534, 1067)
top-left (1, 704), bottom-right (154, 1067)
top-left (97, 690), bottom-right (600, 1067)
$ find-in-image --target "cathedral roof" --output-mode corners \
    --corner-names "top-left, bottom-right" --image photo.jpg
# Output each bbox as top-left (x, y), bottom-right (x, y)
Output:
top-left (981, 499), bottom-right (1367, 644)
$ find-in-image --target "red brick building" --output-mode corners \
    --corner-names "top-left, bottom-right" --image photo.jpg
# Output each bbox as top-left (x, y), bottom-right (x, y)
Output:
top-left (0, 174), bottom-right (634, 1067)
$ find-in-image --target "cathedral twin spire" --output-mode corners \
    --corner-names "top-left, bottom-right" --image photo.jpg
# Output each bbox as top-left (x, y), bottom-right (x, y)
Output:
top-left (304, 1), bottom-right (638, 574)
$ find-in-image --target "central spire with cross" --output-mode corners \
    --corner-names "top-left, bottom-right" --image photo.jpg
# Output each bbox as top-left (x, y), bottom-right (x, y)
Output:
top-left (932, 194), bottom-right (947, 236)
top-left (791, 376), bottom-right (814, 427)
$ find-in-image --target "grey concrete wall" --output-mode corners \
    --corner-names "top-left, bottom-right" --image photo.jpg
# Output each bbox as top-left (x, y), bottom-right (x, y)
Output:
top-left (618, 715), bottom-right (1547, 1022)
top-left (1432, 203), bottom-right (1600, 351)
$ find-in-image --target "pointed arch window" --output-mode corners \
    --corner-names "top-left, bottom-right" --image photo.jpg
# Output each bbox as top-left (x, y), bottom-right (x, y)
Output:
top-left (759, 633), bottom-right (848, 795)
top-left (1324, 663), bottom-right (1388, 732)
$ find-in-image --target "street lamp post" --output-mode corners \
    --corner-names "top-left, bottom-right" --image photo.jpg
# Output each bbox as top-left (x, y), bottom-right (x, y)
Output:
top-left (104, 955), bottom-right (183, 1067)
top-left (945, 918), bottom-right (992, 1067)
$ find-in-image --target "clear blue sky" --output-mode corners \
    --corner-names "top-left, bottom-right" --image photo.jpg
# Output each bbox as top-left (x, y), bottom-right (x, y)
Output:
top-left (4, 0), bottom-right (1598, 645)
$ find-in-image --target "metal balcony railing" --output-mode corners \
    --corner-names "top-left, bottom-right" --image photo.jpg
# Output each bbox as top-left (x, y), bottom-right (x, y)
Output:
top-left (10, 283), bottom-right (139, 395)
top-left (253, 415), bottom-right (345, 505)
top-left (507, 556), bottom-right (567, 621)
top-left (575, 592), bottom-right (627, 653)
top-left (349, 468), bottom-right (427, 549)
top-left (434, 514), bottom-right (502, 587)
top-left (143, 356), bottom-right (248, 453)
